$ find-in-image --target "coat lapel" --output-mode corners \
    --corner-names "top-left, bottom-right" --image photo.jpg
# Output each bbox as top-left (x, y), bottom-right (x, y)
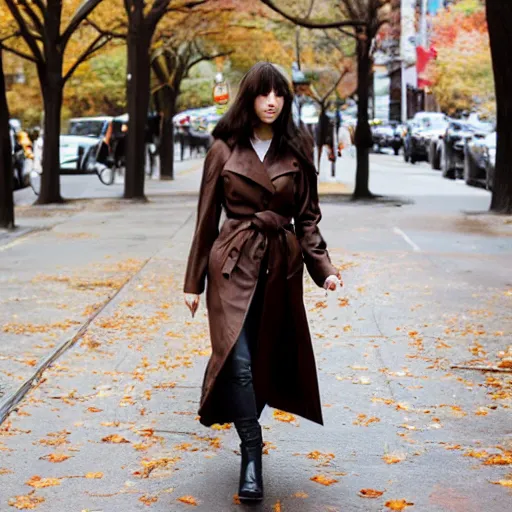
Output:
top-left (224, 145), bottom-right (275, 194)
top-left (224, 145), bottom-right (301, 194)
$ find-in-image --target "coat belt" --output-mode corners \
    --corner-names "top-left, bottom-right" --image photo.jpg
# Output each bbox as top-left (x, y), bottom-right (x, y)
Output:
top-left (221, 211), bottom-right (295, 279)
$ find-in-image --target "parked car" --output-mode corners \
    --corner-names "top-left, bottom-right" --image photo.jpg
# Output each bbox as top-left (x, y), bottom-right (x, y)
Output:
top-left (403, 112), bottom-right (448, 164)
top-left (372, 121), bottom-right (403, 155)
top-left (441, 118), bottom-right (492, 180)
top-left (464, 131), bottom-right (496, 189)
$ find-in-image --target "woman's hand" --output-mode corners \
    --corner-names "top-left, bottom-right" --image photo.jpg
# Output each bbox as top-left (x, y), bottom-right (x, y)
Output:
top-left (323, 273), bottom-right (343, 291)
top-left (184, 293), bottom-right (200, 318)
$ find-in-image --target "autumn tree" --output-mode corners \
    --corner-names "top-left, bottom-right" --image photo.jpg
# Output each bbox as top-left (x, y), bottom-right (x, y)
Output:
top-left (0, 0), bottom-right (114, 204)
top-left (260, 0), bottom-right (389, 199)
top-left (0, 48), bottom-right (14, 229)
top-left (429, 0), bottom-right (494, 117)
top-left (486, 0), bottom-right (512, 213)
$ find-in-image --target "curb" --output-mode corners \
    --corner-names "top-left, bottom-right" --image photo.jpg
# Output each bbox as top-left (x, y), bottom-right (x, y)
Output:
top-left (0, 227), bottom-right (45, 252)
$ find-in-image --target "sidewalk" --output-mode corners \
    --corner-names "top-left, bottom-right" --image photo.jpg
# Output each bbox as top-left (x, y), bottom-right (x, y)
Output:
top-left (0, 156), bottom-right (511, 511)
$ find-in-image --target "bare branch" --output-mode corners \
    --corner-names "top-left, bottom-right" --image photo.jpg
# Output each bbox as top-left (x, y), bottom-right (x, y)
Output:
top-left (1, 43), bottom-right (38, 63)
top-left (260, 0), bottom-right (366, 29)
top-left (63, 34), bottom-right (111, 83)
top-left (17, 0), bottom-right (45, 36)
top-left (61, 0), bottom-right (104, 47)
top-left (4, 0), bottom-right (45, 63)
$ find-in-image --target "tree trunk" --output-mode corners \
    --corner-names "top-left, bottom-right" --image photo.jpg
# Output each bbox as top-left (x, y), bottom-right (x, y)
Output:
top-left (352, 38), bottom-right (374, 199)
top-left (0, 49), bottom-right (14, 229)
top-left (158, 87), bottom-right (177, 180)
top-left (124, 26), bottom-right (151, 200)
top-left (38, 55), bottom-right (64, 204)
top-left (486, 1), bottom-right (512, 214)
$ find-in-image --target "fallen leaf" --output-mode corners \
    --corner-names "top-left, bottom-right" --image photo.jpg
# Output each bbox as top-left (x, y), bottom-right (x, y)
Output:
top-left (8, 491), bottom-right (45, 509)
top-left (385, 499), bottom-right (414, 510)
top-left (383, 453), bottom-right (406, 464)
top-left (85, 472), bottom-right (103, 479)
top-left (211, 423), bottom-right (231, 431)
top-left (310, 475), bottom-right (338, 486)
top-left (87, 407), bottom-right (103, 413)
top-left (293, 491), bottom-right (309, 498)
top-left (101, 434), bottom-right (130, 444)
top-left (139, 495), bottom-right (158, 506)
top-left (177, 495), bottom-right (198, 505)
top-left (40, 453), bottom-right (70, 463)
top-left (359, 488), bottom-right (385, 498)
top-left (272, 500), bottom-right (282, 511)
top-left (26, 476), bottom-right (61, 488)
top-left (233, 494), bottom-right (241, 504)
top-left (483, 453), bottom-right (512, 465)
top-left (491, 479), bottom-right (512, 487)
top-left (273, 410), bottom-right (296, 423)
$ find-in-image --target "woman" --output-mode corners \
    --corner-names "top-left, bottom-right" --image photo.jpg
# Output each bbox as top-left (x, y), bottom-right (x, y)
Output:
top-left (183, 62), bottom-right (341, 502)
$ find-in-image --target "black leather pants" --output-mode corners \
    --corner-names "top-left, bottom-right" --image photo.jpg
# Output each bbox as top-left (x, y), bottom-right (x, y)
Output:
top-left (226, 262), bottom-right (268, 447)
top-left (226, 319), bottom-right (258, 421)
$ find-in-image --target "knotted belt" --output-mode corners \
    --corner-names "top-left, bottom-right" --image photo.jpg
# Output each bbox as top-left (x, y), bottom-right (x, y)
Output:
top-left (220, 210), bottom-right (297, 279)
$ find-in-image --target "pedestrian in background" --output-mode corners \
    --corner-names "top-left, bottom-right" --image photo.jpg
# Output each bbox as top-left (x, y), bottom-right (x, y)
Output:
top-left (183, 62), bottom-right (342, 502)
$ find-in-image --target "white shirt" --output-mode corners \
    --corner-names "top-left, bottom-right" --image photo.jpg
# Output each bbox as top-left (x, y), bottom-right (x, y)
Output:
top-left (250, 135), bottom-right (272, 162)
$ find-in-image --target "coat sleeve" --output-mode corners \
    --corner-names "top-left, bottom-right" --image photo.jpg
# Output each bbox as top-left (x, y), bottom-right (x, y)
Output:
top-left (294, 165), bottom-right (337, 288)
top-left (183, 140), bottom-right (228, 294)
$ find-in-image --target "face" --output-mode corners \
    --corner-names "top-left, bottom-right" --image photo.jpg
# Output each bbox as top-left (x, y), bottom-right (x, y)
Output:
top-left (254, 89), bottom-right (284, 125)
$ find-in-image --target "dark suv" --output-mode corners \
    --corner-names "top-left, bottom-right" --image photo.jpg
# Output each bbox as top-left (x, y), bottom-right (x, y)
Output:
top-left (403, 112), bottom-right (448, 164)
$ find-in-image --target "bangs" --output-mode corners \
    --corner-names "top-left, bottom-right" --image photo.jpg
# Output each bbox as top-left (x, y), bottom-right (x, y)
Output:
top-left (245, 62), bottom-right (291, 98)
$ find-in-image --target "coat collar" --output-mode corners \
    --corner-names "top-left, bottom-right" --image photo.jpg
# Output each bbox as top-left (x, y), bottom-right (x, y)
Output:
top-left (223, 144), bottom-right (300, 195)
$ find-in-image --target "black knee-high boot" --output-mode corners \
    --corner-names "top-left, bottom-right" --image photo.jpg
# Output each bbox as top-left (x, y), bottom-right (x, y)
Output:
top-left (234, 418), bottom-right (263, 501)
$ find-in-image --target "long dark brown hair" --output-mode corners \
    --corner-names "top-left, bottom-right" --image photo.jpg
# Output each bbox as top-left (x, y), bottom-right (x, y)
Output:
top-left (212, 62), bottom-right (317, 175)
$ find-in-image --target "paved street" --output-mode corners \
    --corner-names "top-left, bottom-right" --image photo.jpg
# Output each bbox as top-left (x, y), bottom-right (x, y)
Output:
top-left (1, 153), bottom-right (511, 511)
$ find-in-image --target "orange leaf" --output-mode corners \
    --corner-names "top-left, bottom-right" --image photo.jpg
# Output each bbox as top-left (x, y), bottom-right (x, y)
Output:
top-left (177, 496), bottom-right (198, 505)
top-left (40, 453), bottom-right (70, 463)
top-left (8, 492), bottom-right (45, 510)
top-left (140, 495), bottom-right (158, 506)
top-left (294, 491), bottom-right (309, 498)
top-left (101, 434), bottom-right (130, 444)
top-left (310, 475), bottom-right (338, 486)
top-left (87, 407), bottom-right (103, 413)
top-left (273, 410), bottom-right (296, 423)
top-left (233, 494), bottom-right (241, 504)
top-left (272, 500), bottom-right (282, 511)
top-left (26, 476), bottom-right (61, 488)
top-left (385, 499), bottom-right (414, 510)
top-left (359, 488), bottom-right (385, 498)
top-left (85, 472), bottom-right (103, 479)
top-left (382, 453), bottom-right (405, 464)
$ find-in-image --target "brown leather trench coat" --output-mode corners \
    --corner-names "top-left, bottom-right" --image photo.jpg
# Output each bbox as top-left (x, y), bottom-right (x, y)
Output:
top-left (184, 139), bottom-right (337, 427)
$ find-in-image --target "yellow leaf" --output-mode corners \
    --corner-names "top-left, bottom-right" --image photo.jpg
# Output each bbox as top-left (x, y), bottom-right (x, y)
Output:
top-left (177, 495), bottom-right (198, 505)
top-left (85, 472), bottom-right (103, 479)
top-left (310, 475), bottom-right (338, 486)
top-left (211, 423), bottom-right (232, 430)
top-left (382, 453), bottom-right (406, 464)
top-left (293, 491), bottom-right (309, 498)
top-left (359, 488), bottom-right (385, 498)
top-left (26, 476), bottom-right (61, 488)
top-left (491, 479), bottom-right (512, 487)
top-left (87, 407), bottom-right (102, 413)
top-left (385, 499), bottom-right (414, 510)
top-left (272, 500), bottom-right (282, 511)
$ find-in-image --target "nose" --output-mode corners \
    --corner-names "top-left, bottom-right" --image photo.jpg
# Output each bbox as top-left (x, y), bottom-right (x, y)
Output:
top-left (267, 91), bottom-right (277, 107)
